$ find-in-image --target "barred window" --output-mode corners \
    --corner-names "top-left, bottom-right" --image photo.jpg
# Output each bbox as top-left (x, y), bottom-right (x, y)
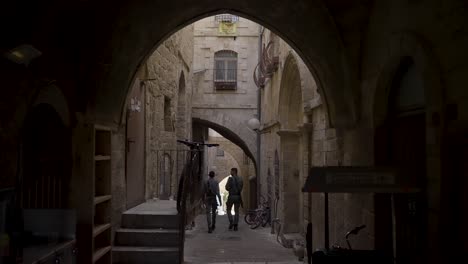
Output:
top-left (214, 50), bottom-right (237, 90)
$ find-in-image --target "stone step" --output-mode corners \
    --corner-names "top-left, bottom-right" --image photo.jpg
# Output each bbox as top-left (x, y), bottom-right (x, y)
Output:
top-left (112, 246), bottom-right (179, 264)
top-left (281, 232), bottom-right (303, 249)
top-left (122, 213), bottom-right (179, 229)
top-left (115, 228), bottom-right (179, 247)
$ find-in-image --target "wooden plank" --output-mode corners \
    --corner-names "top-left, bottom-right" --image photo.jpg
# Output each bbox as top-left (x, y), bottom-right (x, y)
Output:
top-left (94, 155), bottom-right (111, 161)
top-left (302, 166), bottom-right (421, 193)
top-left (93, 246), bottom-right (111, 263)
top-left (93, 223), bottom-right (111, 238)
top-left (94, 195), bottom-right (112, 205)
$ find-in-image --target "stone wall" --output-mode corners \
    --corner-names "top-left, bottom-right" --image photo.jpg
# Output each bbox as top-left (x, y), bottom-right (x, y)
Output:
top-left (257, 29), bottom-right (366, 251)
top-left (143, 24), bottom-right (194, 200)
top-left (110, 24), bottom-right (194, 230)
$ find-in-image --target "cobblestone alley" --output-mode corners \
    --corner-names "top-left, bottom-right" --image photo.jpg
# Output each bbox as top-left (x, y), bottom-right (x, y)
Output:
top-left (184, 214), bottom-right (302, 264)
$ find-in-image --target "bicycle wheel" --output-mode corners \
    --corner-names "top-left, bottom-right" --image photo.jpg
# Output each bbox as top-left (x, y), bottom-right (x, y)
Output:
top-left (261, 210), bottom-right (271, 227)
top-left (250, 212), bottom-right (264, 229)
top-left (244, 211), bottom-right (256, 225)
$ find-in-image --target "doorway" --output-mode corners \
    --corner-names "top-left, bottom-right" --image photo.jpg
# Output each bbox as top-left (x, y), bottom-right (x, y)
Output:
top-left (126, 81), bottom-right (146, 209)
top-left (22, 104), bottom-right (71, 209)
top-left (374, 57), bottom-right (427, 264)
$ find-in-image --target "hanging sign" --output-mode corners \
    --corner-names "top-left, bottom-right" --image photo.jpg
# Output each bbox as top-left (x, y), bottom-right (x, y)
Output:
top-left (218, 22), bottom-right (237, 36)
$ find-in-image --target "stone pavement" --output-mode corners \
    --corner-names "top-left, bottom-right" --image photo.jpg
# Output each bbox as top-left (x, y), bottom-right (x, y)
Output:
top-left (184, 214), bottom-right (303, 264)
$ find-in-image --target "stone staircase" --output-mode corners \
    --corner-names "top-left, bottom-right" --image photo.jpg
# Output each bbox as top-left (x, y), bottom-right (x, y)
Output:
top-left (113, 200), bottom-right (181, 264)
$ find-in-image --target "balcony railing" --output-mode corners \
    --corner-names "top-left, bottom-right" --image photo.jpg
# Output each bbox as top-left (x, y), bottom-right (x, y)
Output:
top-left (215, 14), bottom-right (239, 23)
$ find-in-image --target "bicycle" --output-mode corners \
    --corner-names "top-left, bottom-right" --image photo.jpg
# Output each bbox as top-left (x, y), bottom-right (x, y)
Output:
top-left (176, 139), bottom-right (218, 263)
top-left (244, 195), bottom-right (271, 229)
top-left (311, 225), bottom-right (393, 264)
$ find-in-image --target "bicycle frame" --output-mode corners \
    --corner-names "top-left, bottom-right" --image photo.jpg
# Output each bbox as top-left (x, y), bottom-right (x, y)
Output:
top-left (176, 139), bottom-right (218, 263)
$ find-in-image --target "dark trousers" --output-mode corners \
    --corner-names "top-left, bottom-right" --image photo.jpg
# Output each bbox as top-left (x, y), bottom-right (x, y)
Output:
top-left (226, 196), bottom-right (241, 225)
top-left (205, 197), bottom-right (217, 228)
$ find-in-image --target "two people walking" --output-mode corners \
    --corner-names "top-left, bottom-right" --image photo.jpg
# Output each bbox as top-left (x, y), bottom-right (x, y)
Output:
top-left (204, 168), bottom-right (243, 233)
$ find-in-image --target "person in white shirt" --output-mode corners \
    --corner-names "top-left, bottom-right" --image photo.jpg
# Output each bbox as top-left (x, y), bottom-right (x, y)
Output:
top-left (225, 168), bottom-right (243, 231)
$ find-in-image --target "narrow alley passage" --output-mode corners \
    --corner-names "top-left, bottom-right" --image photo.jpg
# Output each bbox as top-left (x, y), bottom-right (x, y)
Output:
top-left (184, 214), bottom-right (301, 264)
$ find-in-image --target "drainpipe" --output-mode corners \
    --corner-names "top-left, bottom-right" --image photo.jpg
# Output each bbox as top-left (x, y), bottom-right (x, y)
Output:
top-left (256, 25), bottom-right (264, 207)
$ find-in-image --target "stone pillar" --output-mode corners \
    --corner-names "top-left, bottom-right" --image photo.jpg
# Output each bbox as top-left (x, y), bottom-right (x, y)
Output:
top-left (277, 129), bottom-right (301, 234)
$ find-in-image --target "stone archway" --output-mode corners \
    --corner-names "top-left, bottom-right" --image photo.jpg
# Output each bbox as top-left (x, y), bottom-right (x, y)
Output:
top-left (192, 110), bottom-right (257, 165)
top-left (84, 1), bottom-right (357, 129)
top-left (276, 54), bottom-right (303, 234)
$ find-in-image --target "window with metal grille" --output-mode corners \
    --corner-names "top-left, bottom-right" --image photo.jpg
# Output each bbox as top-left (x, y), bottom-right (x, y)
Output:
top-left (215, 14), bottom-right (239, 23)
top-left (214, 50), bottom-right (237, 90)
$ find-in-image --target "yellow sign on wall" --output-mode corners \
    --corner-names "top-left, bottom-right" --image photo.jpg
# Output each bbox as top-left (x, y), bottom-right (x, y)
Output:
top-left (218, 22), bottom-right (237, 36)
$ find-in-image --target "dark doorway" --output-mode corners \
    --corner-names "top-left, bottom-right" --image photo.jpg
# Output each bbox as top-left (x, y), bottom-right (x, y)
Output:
top-left (446, 133), bottom-right (468, 263)
top-left (126, 81), bottom-right (146, 209)
top-left (22, 104), bottom-right (71, 209)
top-left (374, 57), bottom-right (427, 264)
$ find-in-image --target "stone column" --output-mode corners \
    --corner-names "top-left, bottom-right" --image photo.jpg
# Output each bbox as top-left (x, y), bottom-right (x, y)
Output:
top-left (277, 129), bottom-right (301, 234)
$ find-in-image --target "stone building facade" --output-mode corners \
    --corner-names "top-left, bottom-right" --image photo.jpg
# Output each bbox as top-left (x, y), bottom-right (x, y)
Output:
top-left (192, 15), bottom-right (259, 167)
top-left (257, 29), bottom-right (332, 248)
top-left (257, 27), bottom-right (381, 253)
top-left (111, 24), bottom-right (194, 228)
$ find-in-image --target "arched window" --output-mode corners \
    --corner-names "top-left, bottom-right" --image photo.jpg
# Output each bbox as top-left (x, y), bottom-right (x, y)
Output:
top-left (214, 50), bottom-right (237, 90)
top-left (390, 57), bottom-right (425, 116)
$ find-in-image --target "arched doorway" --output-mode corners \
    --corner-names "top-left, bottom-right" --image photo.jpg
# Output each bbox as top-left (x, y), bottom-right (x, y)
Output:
top-left (375, 57), bottom-right (427, 264)
top-left (22, 104), bottom-right (71, 209)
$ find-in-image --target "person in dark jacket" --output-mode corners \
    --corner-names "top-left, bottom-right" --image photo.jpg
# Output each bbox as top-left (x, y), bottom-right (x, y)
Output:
top-left (225, 168), bottom-right (243, 231)
top-left (204, 171), bottom-right (221, 233)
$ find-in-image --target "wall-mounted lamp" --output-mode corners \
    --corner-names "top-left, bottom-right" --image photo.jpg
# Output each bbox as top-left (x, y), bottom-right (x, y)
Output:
top-left (247, 117), bottom-right (260, 132)
top-left (4, 44), bottom-right (41, 66)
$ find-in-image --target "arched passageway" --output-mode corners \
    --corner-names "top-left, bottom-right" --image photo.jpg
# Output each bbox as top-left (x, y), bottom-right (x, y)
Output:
top-left (3, 1), bottom-right (467, 264)
top-left (192, 116), bottom-right (256, 165)
top-left (94, 2), bottom-right (355, 128)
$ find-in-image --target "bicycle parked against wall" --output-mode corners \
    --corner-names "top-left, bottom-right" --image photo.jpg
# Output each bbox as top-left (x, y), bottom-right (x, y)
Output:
top-left (244, 195), bottom-right (271, 229)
